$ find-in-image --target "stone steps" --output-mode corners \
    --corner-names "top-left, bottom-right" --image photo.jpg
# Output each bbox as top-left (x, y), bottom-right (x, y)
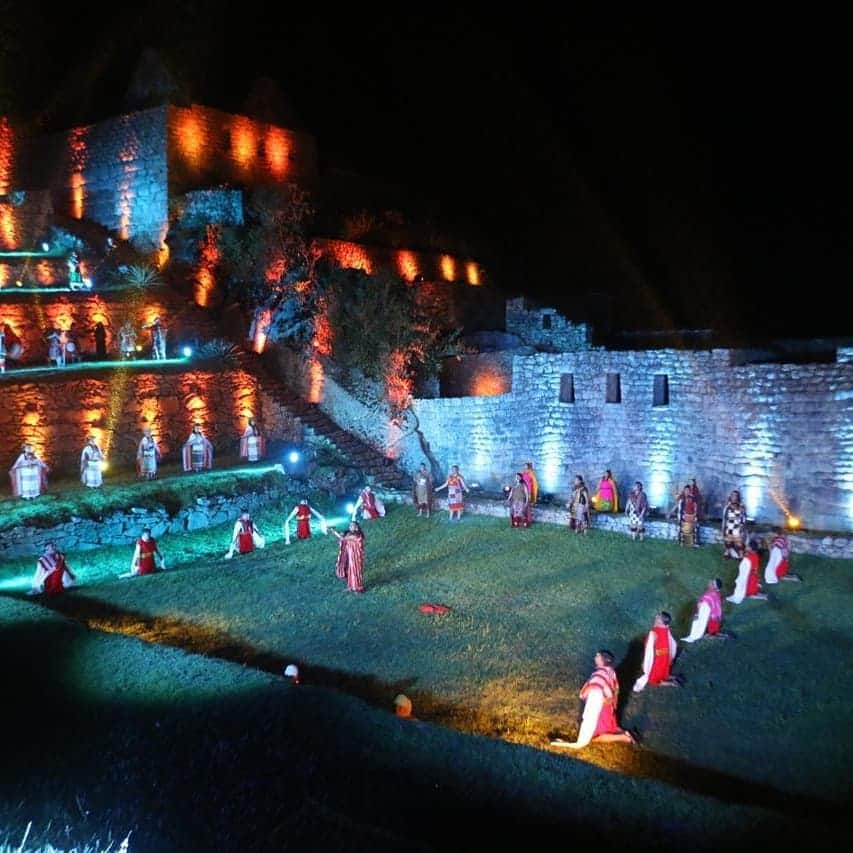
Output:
top-left (237, 351), bottom-right (411, 491)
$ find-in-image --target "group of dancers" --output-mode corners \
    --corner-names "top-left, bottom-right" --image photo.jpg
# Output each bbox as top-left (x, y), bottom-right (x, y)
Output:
top-left (8, 418), bottom-right (267, 497)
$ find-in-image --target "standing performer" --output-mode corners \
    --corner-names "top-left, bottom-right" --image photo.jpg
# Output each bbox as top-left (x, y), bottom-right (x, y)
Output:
top-left (136, 427), bottom-right (161, 480)
top-left (625, 481), bottom-right (649, 541)
top-left (727, 538), bottom-right (768, 603)
top-left (670, 484), bottom-right (700, 547)
top-left (592, 469), bottom-right (619, 512)
top-left (10, 443), bottom-right (49, 499)
top-left (284, 498), bottom-right (327, 544)
top-left (412, 462), bottom-right (434, 517)
top-left (80, 435), bottom-right (105, 488)
top-left (633, 612), bottom-right (680, 692)
top-left (682, 579), bottom-right (728, 642)
top-left (765, 530), bottom-right (802, 583)
top-left (30, 542), bottom-right (76, 595)
top-left (435, 465), bottom-right (470, 521)
top-left (550, 650), bottom-right (637, 749)
top-left (352, 484), bottom-right (385, 521)
top-left (225, 508), bottom-right (266, 558)
top-left (521, 461), bottom-right (539, 525)
top-left (93, 321), bottom-right (108, 360)
top-left (67, 251), bottom-right (84, 289)
top-left (182, 424), bottom-right (214, 472)
top-left (129, 528), bottom-right (165, 576)
top-left (722, 490), bottom-right (748, 559)
top-left (0, 321), bottom-right (23, 372)
top-left (118, 320), bottom-right (137, 360)
top-left (46, 328), bottom-right (65, 367)
top-left (331, 521), bottom-right (365, 593)
top-left (506, 472), bottom-right (530, 528)
top-left (144, 316), bottom-right (167, 360)
top-left (567, 475), bottom-right (591, 534)
top-left (239, 417), bottom-right (266, 462)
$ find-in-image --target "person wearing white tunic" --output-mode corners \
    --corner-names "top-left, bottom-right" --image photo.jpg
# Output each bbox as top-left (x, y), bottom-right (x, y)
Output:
top-left (80, 436), bottom-right (105, 488)
top-left (239, 418), bottom-right (265, 462)
top-left (764, 531), bottom-right (803, 584)
top-left (633, 611), bottom-right (680, 693)
top-left (727, 539), bottom-right (768, 604)
top-left (225, 509), bottom-right (266, 558)
top-left (682, 579), bottom-right (729, 642)
top-left (10, 444), bottom-right (49, 499)
top-left (136, 428), bottom-right (160, 479)
top-left (182, 425), bottom-right (214, 472)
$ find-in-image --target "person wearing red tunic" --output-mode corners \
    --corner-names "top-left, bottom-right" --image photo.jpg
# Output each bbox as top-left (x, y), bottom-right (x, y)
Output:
top-left (225, 510), bottom-right (265, 558)
top-left (435, 465), bottom-right (470, 521)
top-left (130, 528), bottom-right (165, 576)
top-left (29, 542), bottom-right (76, 595)
top-left (551, 650), bottom-right (636, 748)
top-left (284, 499), bottom-right (327, 544)
top-left (682, 579), bottom-right (729, 642)
top-left (633, 612), bottom-right (680, 692)
top-left (331, 521), bottom-right (365, 592)
top-left (352, 485), bottom-right (385, 521)
top-left (765, 531), bottom-right (803, 584)
top-left (727, 539), bottom-right (768, 603)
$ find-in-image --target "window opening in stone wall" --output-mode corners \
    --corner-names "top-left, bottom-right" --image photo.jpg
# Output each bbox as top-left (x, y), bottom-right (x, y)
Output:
top-left (653, 374), bottom-right (669, 406)
top-left (559, 373), bottom-right (575, 403)
top-left (606, 373), bottom-right (621, 403)
top-left (542, 314), bottom-right (552, 329)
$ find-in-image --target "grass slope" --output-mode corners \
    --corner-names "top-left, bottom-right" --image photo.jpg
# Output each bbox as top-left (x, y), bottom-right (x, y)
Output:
top-left (2, 504), bottom-right (852, 849)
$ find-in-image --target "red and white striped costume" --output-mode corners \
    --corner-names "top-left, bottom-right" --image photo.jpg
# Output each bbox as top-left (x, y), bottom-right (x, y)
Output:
top-left (633, 626), bottom-right (677, 692)
top-left (355, 488), bottom-right (385, 520)
top-left (32, 550), bottom-right (75, 595)
top-left (182, 429), bottom-right (214, 472)
top-left (765, 535), bottom-right (790, 584)
top-left (239, 425), bottom-right (266, 462)
top-left (682, 587), bottom-right (723, 642)
top-left (80, 441), bottom-right (104, 488)
top-left (574, 665), bottom-right (622, 746)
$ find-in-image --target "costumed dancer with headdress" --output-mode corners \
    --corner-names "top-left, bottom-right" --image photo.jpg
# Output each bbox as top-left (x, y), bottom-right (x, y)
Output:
top-left (722, 490), bottom-right (748, 559)
top-left (521, 461), bottom-right (539, 525)
top-left (764, 530), bottom-right (802, 583)
top-left (10, 443), bottom-right (49, 498)
top-left (182, 425), bottom-right (214, 472)
top-left (136, 428), bottom-right (161, 480)
top-left (633, 611), bottom-right (681, 692)
top-left (670, 484), bottom-right (700, 547)
top-left (567, 475), bottom-right (591, 534)
top-left (29, 542), bottom-right (76, 595)
top-left (592, 469), bottom-right (619, 513)
top-left (143, 316), bottom-right (167, 360)
top-left (330, 521), bottom-right (365, 592)
top-left (128, 528), bottom-right (166, 576)
top-left (239, 417), bottom-right (266, 462)
top-left (682, 579), bottom-right (728, 642)
top-left (727, 538), bottom-right (768, 603)
top-left (625, 481), bottom-right (648, 541)
top-left (80, 435), bottom-right (105, 488)
top-left (412, 462), bottom-right (434, 517)
top-left (352, 484), bottom-right (385, 521)
top-left (284, 499), bottom-right (327, 544)
top-left (0, 321), bottom-right (23, 372)
top-left (506, 472), bottom-right (530, 528)
top-left (435, 465), bottom-right (470, 521)
top-left (225, 508), bottom-right (265, 558)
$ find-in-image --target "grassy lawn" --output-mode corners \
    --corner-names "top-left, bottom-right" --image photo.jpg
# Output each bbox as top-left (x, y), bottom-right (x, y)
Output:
top-left (2, 503), bottom-right (852, 850)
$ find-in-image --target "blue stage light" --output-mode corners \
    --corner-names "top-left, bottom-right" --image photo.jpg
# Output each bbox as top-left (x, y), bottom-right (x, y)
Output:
top-left (345, 502), bottom-right (355, 515)
top-left (41, 242), bottom-right (50, 252)
top-left (288, 451), bottom-right (300, 464)
top-left (182, 346), bottom-right (193, 358)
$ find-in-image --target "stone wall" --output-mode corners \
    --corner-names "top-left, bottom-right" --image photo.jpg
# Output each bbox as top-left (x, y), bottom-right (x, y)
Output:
top-left (0, 485), bottom-right (284, 559)
top-left (167, 105), bottom-right (318, 191)
top-left (0, 368), bottom-right (302, 475)
top-left (18, 107), bottom-right (170, 250)
top-left (439, 352), bottom-right (516, 397)
top-left (0, 287), bottom-right (218, 363)
top-left (381, 348), bottom-right (853, 533)
top-left (0, 190), bottom-right (54, 251)
top-left (174, 189), bottom-right (244, 228)
top-left (506, 296), bottom-right (593, 351)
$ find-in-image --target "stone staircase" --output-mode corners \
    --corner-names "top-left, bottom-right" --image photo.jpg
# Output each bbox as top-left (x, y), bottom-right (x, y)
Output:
top-left (237, 352), bottom-right (411, 492)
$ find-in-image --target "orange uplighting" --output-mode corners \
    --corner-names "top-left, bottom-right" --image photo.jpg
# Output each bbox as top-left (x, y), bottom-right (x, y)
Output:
top-left (265, 127), bottom-right (290, 178)
top-left (385, 349), bottom-right (412, 411)
top-left (308, 357), bottom-right (325, 403)
top-left (176, 108), bottom-right (207, 169)
top-left (0, 205), bottom-right (16, 250)
top-left (472, 370), bottom-right (510, 397)
top-left (325, 240), bottom-right (374, 274)
top-left (0, 117), bottom-right (13, 195)
top-left (35, 261), bottom-right (54, 285)
top-left (70, 172), bottom-right (85, 220)
top-left (396, 250), bottom-right (419, 283)
top-left (312, 307), bottom-right (333, 357)
top-left (265, 253), bottom-right (287, 284)
top-left (194, 225), bottom-right (220, 307)
top-left (440, 255), bottom-right (456, 282)
top-left (253, 307), bottom-right (272, 354)
top-left (465, 261), bottom-right (481, 286)
top-left (155, 243), bottom-right (170, 268)
top-left (231, 116), bottom-right (257, 170)
top-left (0, 266), bottom-right (8, 287)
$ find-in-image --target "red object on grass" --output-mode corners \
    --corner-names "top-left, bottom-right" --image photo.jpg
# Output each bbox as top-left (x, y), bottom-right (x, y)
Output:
top-left (418, 603), bottom-right (451, 615)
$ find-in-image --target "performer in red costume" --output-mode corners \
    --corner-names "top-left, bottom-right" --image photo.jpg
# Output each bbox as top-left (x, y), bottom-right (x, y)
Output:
top-left (633, 611), bottom-right (680, 692)
top-left (727, 539), bottom-right (768, 603)
top-left (682, 579), bottom-right (729, 642)
top-left (352, 484), bottom-right (385, 521)
top-left (284, 499), bottom-right (327, 544)
top-left (129, 528), bottom-right (165, 576)
top-left (29, 542), bottom-right (76, 595)
top-left (225, 509), bottom-right (265, 558)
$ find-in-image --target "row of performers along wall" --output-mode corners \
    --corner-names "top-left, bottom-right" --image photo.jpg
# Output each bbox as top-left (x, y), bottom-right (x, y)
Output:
top-left (9, 420), bottom-right (265, 495)
top-left (0, 318), bottom-right (167, 371)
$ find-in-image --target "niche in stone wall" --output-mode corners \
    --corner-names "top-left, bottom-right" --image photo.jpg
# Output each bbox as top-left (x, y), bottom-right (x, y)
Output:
top-left (559, 373), bottom-right (575, 403)
top-left (542, 314), bottom-right (552, 330)
top-left (653, 374), bottom-right (669, 407)
top-left (606, 373), bottom-right (621, 403)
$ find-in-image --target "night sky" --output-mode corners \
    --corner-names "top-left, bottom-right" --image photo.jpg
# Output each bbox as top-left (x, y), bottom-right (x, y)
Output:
top-left (2, 5), bottom-right (849, 338)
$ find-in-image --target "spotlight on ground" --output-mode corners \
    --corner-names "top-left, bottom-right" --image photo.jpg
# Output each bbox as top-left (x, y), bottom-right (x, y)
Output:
top-left (100, 461), bottom-right (109, 472)
top-left (288, 451), bottom-right (300, 464)
top-left (182, 346), bottom-right (193, 358)
top-left (41, 242), bottom-right (50, 252)
top-left (345, 502), bottom-right (355, 515)
top-left (135, 344), bottom-right (143, 352)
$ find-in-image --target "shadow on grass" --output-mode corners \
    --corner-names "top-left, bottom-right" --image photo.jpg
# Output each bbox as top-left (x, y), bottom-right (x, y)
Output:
top-left (11, 589), bottom-right (851, 835)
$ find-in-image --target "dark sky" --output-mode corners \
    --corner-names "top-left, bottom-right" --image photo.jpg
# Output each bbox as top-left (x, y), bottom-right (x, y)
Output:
top-left (2, 5), bottom-right (849, 338)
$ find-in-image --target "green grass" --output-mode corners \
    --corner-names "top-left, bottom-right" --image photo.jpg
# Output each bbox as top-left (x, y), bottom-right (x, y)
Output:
top-left (2, 504), bottom-right (852, 849)
top-left (0, 460), bottom-right (289, 533)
